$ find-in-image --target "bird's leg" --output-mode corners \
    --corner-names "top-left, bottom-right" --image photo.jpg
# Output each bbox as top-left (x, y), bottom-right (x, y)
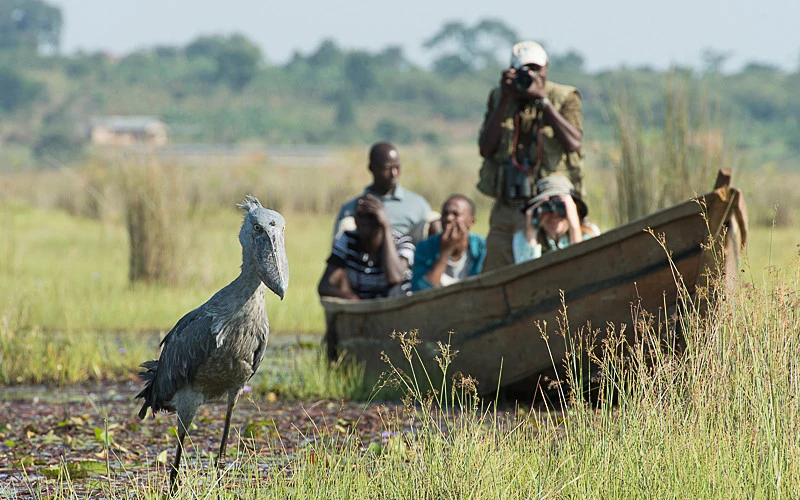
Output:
top-left (170, 402), bottom-right (199, 496)
top-left (216, 389), bottom-right (241, 469)
top-left (169, 425), bottom-right (187, 496)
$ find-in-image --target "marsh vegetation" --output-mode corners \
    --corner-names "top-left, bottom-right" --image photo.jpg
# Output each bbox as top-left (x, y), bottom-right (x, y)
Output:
top-left (1, 143), bottom-right (799, 497)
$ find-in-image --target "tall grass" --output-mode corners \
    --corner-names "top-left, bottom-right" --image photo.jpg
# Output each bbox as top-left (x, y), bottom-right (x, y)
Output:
top-left (119, 156), bottom-right (189, 285)
top-left (608, 73), bottom-right (732, 224)
top-left (0, 317), bottom-right (158, 385)
top-left (14, 252), bottom-right (800, 497)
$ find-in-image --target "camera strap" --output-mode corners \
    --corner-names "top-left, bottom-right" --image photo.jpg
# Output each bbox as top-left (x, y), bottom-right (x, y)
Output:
top-left (511, 111), bottom-right (543, 175)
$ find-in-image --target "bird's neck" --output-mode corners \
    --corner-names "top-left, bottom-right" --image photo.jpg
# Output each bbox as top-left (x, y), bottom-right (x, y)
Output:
top-left (232, 270), bottom-right (264, 296)
top-left (210, 263), bottom-right (266, 312)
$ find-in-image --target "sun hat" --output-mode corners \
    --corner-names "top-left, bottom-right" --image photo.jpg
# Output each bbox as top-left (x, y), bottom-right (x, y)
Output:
top-left (510, 41), bottom-right (548, 68)
top-left (521, 175), bottom-right (588, 219)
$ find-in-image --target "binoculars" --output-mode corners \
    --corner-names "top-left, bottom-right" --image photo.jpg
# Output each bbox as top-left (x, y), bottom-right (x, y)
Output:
top-left (503, 159), bottom-right (532, 200)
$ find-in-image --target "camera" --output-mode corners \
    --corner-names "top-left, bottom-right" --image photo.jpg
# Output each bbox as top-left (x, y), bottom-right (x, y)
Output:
top-left (537, 198), bottom-right (567, 218)
top-left (512, 64), bottom-right (538, 91)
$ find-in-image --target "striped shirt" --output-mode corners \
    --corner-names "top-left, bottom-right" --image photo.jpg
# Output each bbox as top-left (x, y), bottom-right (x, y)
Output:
top-left (328, 230), bottom-right (415, 299)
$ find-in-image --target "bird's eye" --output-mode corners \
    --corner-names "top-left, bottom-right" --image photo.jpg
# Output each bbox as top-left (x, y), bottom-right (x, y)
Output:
top-left (253, 224), bottom-right (263, 232)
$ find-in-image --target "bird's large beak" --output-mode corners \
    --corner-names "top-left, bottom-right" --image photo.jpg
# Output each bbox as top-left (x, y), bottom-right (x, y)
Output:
top-left (258, 228), bottom-right (289, 300)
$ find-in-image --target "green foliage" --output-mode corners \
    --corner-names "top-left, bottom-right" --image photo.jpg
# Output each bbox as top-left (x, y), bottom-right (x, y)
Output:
top-left (185, 33), bottom-right (263, 91)
top-left (431, 54), bottom-right (471, 78)
top-left (63, 51), bottom-right (112, 80)
top-left (252, 347), bottom-right (371, 401)
top-left (333, 91), bottom-right (356, 127)
top-left (374, 118), bottom-right (414, 144)
top-left (0, 0), bottom-right (62, 53)
top-left (550, 49), bottom-right (585, 72)
top-left (32, 127), bottom-right (84, 163)
top-left (423, 18), bottom-right (518, 71)
top-left (343, 51), bottom-right (377, 94)
top-left (0, 65), bottom-right (44, 112)
top-left (0, 18), bottom-right (798, 167)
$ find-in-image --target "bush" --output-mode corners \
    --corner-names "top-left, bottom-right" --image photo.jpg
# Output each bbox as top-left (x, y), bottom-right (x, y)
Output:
top-left (374, 119), bottom-right (414, 144)
top-left (0, 66), bottom-right (44, 113)
top-left (119, 158), bottom-right (189, 285)
top-left (32, 128), bottom-right (84, 164)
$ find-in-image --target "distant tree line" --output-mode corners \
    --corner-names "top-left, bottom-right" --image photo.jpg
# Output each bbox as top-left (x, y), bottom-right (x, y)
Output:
top-left (0, 0), bottom-right (798, 166)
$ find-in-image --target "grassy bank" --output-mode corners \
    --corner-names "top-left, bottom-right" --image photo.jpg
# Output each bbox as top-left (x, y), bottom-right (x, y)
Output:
top-left (1, 154), bottom-right (799, 497)
top-left (4, 260), bottom-right (799, 498)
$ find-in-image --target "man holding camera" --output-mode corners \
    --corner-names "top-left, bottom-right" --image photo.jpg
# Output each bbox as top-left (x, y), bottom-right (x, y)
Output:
top-left (478, 40), bottom-right (584, 272)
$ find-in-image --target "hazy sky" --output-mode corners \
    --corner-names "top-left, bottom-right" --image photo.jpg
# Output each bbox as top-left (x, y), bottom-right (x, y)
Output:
top-left (49, 0), bottom-right (799, 73)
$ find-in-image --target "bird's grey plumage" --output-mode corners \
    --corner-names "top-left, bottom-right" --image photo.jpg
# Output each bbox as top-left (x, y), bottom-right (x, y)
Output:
top-left (135, 195), bottom-right (288, 494)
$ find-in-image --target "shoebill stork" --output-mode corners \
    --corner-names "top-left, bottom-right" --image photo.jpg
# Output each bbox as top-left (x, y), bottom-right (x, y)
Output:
top-left (136, 196), bottom-right (288, 494)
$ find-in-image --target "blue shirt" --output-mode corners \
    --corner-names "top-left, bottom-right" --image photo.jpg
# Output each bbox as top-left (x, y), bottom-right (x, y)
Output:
top-left (411, 233), bottom-right (486, 291)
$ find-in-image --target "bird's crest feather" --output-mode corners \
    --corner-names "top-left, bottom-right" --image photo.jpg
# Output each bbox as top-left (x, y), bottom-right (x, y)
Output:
top-left (237, 195), bottom-right (263, 213)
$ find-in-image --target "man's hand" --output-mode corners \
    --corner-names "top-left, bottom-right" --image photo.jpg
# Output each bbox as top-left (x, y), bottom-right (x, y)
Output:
top-left (318, 264), bottom-right (360, 301)
top-left (357, 194), bottom-right (390, 227)
top-left (501, 67), bottom-right (546, 101)
top-left (439, 221), bottom-right (467, 258)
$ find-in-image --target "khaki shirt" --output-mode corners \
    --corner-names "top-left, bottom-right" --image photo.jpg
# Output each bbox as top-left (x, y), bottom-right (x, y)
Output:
top-left (477, 81), bottom-right (584, 198)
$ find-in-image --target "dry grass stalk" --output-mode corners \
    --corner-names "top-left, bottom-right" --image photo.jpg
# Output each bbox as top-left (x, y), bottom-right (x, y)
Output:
top-left (609, 72), bottom-right (730, 225)
top-left (119, 156), bottom-right (188, 285)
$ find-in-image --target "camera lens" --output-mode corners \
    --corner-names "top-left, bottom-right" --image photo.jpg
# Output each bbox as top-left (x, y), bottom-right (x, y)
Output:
top-left (514, 71), bottom-right (533, 90)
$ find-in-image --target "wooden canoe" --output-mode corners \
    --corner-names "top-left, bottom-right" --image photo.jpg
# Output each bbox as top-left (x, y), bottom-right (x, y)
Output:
top-left (321, 170), bottom-right (749, 397)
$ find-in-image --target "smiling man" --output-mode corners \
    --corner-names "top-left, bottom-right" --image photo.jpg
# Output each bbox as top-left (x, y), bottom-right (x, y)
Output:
top-left (411, 194), bottom-right (486, 291)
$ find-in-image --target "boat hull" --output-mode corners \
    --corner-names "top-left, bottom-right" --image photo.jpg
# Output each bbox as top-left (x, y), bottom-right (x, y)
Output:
top-left (322, 184), bottom-right (748, 396)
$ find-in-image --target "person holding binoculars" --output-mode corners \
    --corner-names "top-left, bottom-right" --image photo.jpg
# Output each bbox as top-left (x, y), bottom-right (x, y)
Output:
top-left (512, 176), bottom-right (599, 263)
top-left (478, 40), bottom-right (585, 272)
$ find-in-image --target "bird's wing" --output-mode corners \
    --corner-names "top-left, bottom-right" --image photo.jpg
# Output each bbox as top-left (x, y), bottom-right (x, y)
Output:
top-left (152, 308), bottom-right (216, 404)
top-left (250, 320), bottom-right (269, 379)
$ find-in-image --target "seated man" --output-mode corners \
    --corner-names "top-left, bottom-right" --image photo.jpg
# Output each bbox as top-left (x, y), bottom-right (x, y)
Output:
top-left (319, 194), bottom-right (415, 300)
top-left (333, 141), bottom-right (440, 243)
top-left (513, 176), bottom-right (599, 263)
top-left (411, 195), bottom-right (486, 291)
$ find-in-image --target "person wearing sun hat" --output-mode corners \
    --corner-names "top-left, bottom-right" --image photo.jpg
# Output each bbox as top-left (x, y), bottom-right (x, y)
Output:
top-left (512, 175), bottom-right (599, 263)
top-left (478, 40), bottom-right (585, 272)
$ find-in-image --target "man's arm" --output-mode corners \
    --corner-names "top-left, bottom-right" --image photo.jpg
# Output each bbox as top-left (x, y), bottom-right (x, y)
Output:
top-left (541, 90), bottom-right (583, 153)
top-left (380, 224), bottom-right (410, 286)
top-left (360, 194), bottom-right (410, 286)
top-left (318, 263), bottom-right (359, 300)
top-left (479, 87), bottom-right (512, 158)
top-left (422, 222), bottom-right (466, 287)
